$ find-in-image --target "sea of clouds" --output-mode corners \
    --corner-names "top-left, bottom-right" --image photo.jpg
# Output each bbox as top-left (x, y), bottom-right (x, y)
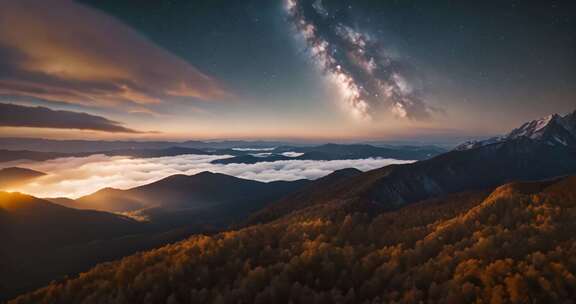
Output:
top-left (6, 154), bottom-right (414, 199)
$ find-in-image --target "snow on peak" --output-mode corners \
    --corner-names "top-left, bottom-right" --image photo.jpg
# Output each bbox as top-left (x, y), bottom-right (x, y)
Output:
top-left (506, 114), bottom-right (559, 140)
top-left (455, 110), bottom-right (576, 151)
top-left (454, 137), bottom-right (502, 151)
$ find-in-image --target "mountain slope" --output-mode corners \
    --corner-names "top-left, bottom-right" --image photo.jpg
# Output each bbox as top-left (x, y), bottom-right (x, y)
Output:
top-left (238, 135), bottom-right (576, 223)
top-left (212, 143), bottom-right (445, 164)
top-left (0, 192), bottom-right (143, 249)
top-left (0, 192), bottom-right (151, 299)
top-left (69, 172), bottom-right (310, 231)
top-left (348, 136), bottom-right (575, 207)
top-left (211, 154), bottom-right (293, 164)
top-left (287, 112), bottom-right (576, 214)
top-left (96, 146), bottom-right (209, 158)
top-left (0, 173), bottom-right (308, 300)
top-left (0, 147), bottom-right (209, 163)
top-left (294, 143), bottom-right (441, 160)
top-left (0, 167), bottom-right (45, 189)
top-left (0, 150), bottom-right (69, 163)
top-left (245, 168), bottom-right (363, 225)
top-left (456, 110), bottom-right (576, 150)
top-left (11, 175), bottom-right (576, 303)
top-left (75, 171), bottom-right (309, 212)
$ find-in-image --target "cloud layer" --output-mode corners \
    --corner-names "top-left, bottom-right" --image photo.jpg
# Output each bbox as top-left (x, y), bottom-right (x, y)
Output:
top-left (285, 0), bottom-right (436, 120)
top-left (0, 103), bottom-right (139, 133)
top-left (0, 0), bottom-right (228, 112)
top-left (5, 154), bottom-right (414, 199)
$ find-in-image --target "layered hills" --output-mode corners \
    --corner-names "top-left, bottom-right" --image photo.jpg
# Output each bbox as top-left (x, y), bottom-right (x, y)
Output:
top-left (4, 110), bottom-right (576, 302)
top-left (0, 167), bottom-right (45, 190)
top-left (11, 175), bottom-right (576, 303)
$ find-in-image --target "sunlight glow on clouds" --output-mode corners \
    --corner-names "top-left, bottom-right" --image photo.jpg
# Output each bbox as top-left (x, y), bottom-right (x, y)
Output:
top-left (0, 0), bottom-right (229, 112)
top-left (6, 154), bottom-right (414, 199)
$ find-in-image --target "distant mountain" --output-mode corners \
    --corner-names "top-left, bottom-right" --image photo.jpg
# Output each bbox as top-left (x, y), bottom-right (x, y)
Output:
top-left (14, 175), bottom-right (576, 303)
top-left (245, 168), bottom-right (363, 225)
top-left (0, 171), bottom-right (309, 300)
top-left (6, 111), bottom-right (576, 303)
top-left (98, 146), bottom-right (209, 158)
top-left (294, 143), bottom-right (443, 160)
top-left (0, 167), bottom-right (45, 189)
top-left (0, 150), bottom-right (69, 163)
top-left (212, 154), bottom-right (293, 164)
top-left (336, 136), bottom-right (576, 210)
top-left (456, 110), bottom-right (576, 150)
top-left (180, 140), bottom-right (302, 150)
top-left (245, 111), bottom-right (576, 218)
top-left (0, 170), bottom-right (312, 300)
top-left (0, 192), bottom-right (151, 299)
top-left (76, 171), bottom-right (308, 212)
top-left (72, 171), bottom-right (310, 230)
top-left (1, 139), bottom-right (444, 164)
top-left (0, 147), bottom-right (209, 163)
top-left (0, 192), bottom-right (143, 251)
top-left (212, 143), bottom-right (444, 164)
top-left (0, 138), bottom-right (297, 153)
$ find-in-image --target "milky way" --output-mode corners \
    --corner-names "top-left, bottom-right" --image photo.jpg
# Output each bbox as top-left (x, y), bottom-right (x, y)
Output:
top-left (285, 0), bottom-right (436, 120)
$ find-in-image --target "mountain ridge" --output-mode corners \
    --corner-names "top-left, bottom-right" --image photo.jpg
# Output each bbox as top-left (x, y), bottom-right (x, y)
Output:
top-left (456, 110), bottom-right (576, 151)
top-left (11, 175), bottom-right (576, 303)
top-left (0, 167), bottom-right (45, 189)
top-left (242, 110), bottom-right (576, 221)
top-left (73, 171), bottom-right (309, 213)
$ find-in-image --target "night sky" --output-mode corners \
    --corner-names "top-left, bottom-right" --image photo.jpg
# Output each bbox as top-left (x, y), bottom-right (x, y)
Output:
top-left (0, 0), bottom-right (574, 142)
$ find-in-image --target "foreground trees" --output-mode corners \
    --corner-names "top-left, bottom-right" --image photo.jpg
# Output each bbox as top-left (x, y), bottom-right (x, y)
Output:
top-left (10, 177), bottom-right (576, 303)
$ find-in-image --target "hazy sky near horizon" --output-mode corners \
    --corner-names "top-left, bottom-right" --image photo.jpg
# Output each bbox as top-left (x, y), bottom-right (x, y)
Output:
top-left (0, 0), bottom-right (574, 141)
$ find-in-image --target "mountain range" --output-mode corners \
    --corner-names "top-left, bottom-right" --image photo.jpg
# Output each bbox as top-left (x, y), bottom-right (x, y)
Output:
top-left (0, 139), bottom-right (294, 153)
top-left (71, 172), bottom-right (310, 229)
top-left (3, 109), bottom-right (576, 302)
top-left (212, 144), bottom-right (443, 164)
top-left (456, 110), bottom-right (576, 150)
top-left (0, 172), bottom-right (309, 300)
top-left (10, 174), bottom-right (576, 303)
top-left (0, 147), bottom-right (210, 163)
top-left (0, 143), bottom-right (445, 164)
top-left (0, 192), bottom-right (148, 298)
top-left (243, 110), bottom-right (576, 224)
top-left (0, 167), bottom-right (45, 190)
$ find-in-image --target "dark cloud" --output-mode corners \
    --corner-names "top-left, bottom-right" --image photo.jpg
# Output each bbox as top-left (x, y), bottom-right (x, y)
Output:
top-left (0, 103), bottom-right (141, 133)
top-left (285, 0), bottom-right (438, 120)
top-left (0, 0), bottom-right (230, 113)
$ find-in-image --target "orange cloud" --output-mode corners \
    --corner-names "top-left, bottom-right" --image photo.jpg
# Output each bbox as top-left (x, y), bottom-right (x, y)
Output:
top-left (0, 0), bottom-right (229, 111)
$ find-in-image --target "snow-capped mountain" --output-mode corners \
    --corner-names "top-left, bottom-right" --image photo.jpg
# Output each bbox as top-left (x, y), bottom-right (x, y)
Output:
top-left (456, 110), bottom-right (576, 150)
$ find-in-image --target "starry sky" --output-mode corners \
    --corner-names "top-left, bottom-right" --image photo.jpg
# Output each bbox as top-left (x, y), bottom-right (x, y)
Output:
top-left (0, 0), bottom-right (574, 142)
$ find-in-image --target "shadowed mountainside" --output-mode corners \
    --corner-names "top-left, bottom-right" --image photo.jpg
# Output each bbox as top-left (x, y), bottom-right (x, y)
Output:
top-left (241, 136), bottom-right (576, 227)
top-left (212, 143), bottom-right (443, 164)
top-left (73, 171), bottom-right (309, 215)
top-left (245, 168), bottom-right (363, 225)
top-left (0, 167), bottom-right (45, 190)
top-left (10, 175), bottom-right (576, 303)
top-left (0, 172), bottom-right (309, 300)
top-left (0, 192), bottom-right (152, 299)
top-left (244, 112), bottom-right (576, 222)
top-left (0, 171), bottom-right (311, 301)
top-left (0, 147), bottom-right (209, 163)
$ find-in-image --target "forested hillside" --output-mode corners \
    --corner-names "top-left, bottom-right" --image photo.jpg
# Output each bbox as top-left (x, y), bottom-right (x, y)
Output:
top-left (10, 176), bottom-right (576, 303)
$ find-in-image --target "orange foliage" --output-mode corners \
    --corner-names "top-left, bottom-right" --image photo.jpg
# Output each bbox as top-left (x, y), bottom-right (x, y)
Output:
top-left (9, 176), bottom-right (576, 303)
